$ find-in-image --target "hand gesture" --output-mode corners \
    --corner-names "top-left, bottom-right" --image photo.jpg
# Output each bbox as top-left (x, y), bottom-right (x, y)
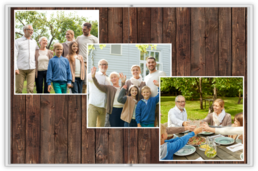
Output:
top-left (119, 73), bottom-right (126, 83)
top-left (67, 84), bottom-right (72, 88)
top-left (123, 85), bottom-right (127, 90)
top-left (193, 127), bottom-right (203, 135)
top-left (15, 69), bottom-right (19, 75)
top-left (137, 123), bottom-right (141, 127)
top-left (182, 121), bottom-right (189, 126)
top-left (48, 85), bottom-right (52, 92)
top-left (153, 80), bottom-right (159, 86)
top-left (91, 67), bottom-right (97, 78)
top-left (185, 125), bottom-right (196, 132)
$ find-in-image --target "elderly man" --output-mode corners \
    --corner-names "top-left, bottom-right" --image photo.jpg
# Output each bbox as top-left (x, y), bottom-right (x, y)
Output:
top-left (76, 22), bottom-right (99, 93)
top-left (144, 56), bottom-right (166, 127)
top-left (88, 59), bottom-right (110, 127)
top-left (168, 95), bottom-right (188, 127)
top-left (15, 24), bottom-right (37, 93)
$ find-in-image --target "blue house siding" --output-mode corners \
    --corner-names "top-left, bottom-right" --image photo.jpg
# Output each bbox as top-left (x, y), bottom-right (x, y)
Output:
top-left (88, 44), bottom-right (171, 82)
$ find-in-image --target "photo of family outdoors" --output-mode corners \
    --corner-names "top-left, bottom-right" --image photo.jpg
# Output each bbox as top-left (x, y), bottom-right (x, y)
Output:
top-left (87, 44), bottom-right (171, 128)
top-left (159, 77), bottom-right (244, 161)
top-left (14, 10), bottom-right (99, 94)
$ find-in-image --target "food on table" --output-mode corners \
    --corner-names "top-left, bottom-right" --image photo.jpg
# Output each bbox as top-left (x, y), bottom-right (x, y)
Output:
top-left (188, 136), bottom-right (206, 146)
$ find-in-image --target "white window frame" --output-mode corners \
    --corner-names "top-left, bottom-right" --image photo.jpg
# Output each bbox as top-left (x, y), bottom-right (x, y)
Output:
top-left (139, 50), bottom-right (162, 80)
top-left (110, 45), bottom-right (122, 55)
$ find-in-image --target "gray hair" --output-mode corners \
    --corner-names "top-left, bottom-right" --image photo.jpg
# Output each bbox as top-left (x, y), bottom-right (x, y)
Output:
top-left (175, 95), bottom-right (185, 102)
top-left (38, 37), bottom-right (48, 43)
top-left (23, 24), bottom-right (33, 31)
top-left (109, 72), bottom-right (120, 79)
top-left (98, 59), bottom-right (108, 66)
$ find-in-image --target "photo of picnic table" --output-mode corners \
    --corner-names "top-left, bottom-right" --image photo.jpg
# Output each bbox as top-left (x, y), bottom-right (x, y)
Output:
top-left (172, 133), bottom-right (243, 160)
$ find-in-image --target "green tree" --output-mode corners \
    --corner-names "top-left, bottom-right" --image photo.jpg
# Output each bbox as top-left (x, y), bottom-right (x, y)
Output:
top-left (15, 11), bottom-right (98, 49)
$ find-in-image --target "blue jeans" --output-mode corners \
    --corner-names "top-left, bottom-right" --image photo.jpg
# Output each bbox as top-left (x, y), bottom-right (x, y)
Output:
top-left (71, 77), bottom-right (83, 93)
top-left (124, 119), bottom-right (137, 127)
top-left (53, 82), bottom-right (67, 94)
top-left (109, 107), bottom-right (124, 127)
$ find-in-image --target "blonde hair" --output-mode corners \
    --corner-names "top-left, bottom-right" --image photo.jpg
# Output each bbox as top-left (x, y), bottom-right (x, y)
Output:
top-left (109, 72), bottom-right (120, 79)
top-left (66, 30), bottom-right (74, 37)
top-left (53, 43), bottom-right (63, 51)
top-left (141, 86), bottom-right (151, 92)
top-left (214, 99), bottom-right (224, 108)
top-left (131, 65), bottom-right (141, 72)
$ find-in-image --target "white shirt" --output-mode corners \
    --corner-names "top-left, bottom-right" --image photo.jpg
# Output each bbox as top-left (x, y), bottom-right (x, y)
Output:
top-left (113, 87), bottom-right (124, 108)
top-left (144, 70), bottom-right (166, 97)
top-left (74, 56), bottom-right (81, 77)
top-left (168, 106), bottom-right (187, 127)
top-left (215, 127), bottom-right (243, 135)
top-left (15, 36), bottom-right (37, 70)
top-left (88, 71), bottom-right (111, 108)
top-left (38, 50), bottom-right (49, 71)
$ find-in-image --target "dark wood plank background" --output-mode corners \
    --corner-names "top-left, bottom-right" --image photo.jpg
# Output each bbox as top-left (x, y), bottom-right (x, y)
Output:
top-left (11, 7), bottom-right (247, 164)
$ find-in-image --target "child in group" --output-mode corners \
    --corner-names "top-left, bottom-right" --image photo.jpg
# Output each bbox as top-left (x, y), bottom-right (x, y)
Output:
top-left (228, 113), bottom-right (243, 141)
top-left (46, 43), bottom-right (72, 93)
top-left (66, 41), bottom-right (85, 93)
top-left (117, 84), bottom-right (139, 127)
top-left (135, 81), bottom-right (159, 127)
top-left (160, 124), bottom-right (203, 160)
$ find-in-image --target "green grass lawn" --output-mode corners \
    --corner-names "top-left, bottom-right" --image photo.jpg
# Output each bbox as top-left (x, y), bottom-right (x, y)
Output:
top-left (21, 81), bottom-right (55, 94)
top-left (160, 96), bottom-right (243, 124)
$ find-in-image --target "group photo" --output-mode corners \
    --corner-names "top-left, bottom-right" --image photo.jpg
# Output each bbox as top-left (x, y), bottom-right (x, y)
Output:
top-left (87, 44), bottom-right (171, 128)
top-left (14, 10), bottom-right (99, 94)
top-left (159, 77), bottom-right (244, 161)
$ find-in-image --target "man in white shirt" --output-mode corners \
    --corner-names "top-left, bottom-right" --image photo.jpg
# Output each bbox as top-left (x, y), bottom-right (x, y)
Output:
top-left (168, 95), bottom-right (189, 127)
top-left (15, 25), bottom-right (37, 93)
top-left (76, 23), bottom-right (99, 94)
top-left (144, 56), bottom-right (166, 127)
top-left (88, 59), bottom-right (110, 127)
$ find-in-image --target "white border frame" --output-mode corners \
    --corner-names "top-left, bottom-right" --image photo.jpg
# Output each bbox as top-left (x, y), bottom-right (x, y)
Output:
top-left (4, 4), bottom-right (253, 167)
top-left (159, 76), bottom-right (245, 162)
top-left (13, 9), bottom-right (100, 95)
top-left (86, 43), bottom-right (172, 129)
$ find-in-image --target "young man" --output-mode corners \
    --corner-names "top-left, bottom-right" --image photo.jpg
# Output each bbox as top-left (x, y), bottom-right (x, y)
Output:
top-left (15, 24), bottom-right (38, 93)
top-left (144, 56), bottom-right (166, 126)
top-left (168, 95), bottom-right (188, 127)
top-left (87, 59), bottom-right (111, 127)
top-left (135, 80), bottom-right (159, 127)
top-left (76, 23), bottom-right (99, 93)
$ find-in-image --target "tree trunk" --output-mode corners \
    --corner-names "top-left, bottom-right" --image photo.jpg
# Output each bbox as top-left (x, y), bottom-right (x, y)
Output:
top-left (213, 86), bottom-right (217, 100)
top-left (199, 78), bottom-right (203, 109)
top-left (47, 37), bottom-right (55, 49)
top-left (238, 91), bottom-right (242, 104)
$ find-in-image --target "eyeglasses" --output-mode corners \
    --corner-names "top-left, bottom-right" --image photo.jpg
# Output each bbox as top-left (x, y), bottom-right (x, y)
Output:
top-left (26, 29), bottom-right (34, 31)
top-left (99, 64), bottom-right (108, 66)
top-left (176, 101), bottom-right (185, 103)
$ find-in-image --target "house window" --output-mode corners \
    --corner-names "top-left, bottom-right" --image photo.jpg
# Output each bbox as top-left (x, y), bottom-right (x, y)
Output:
top-left (110, 45), bottom-right (122, 55)
top-left (140, 50), bottom-right (161, 80)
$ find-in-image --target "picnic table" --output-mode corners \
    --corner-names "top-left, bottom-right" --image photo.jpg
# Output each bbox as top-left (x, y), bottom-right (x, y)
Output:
top-left (172, 133), bottom-right (243, 160)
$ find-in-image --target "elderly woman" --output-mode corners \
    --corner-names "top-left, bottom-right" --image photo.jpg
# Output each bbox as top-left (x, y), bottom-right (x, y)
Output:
top-left (35, 37), bottom-right (53, 93)
top-left (91, 66), bottom-right (126, 127)
top-left (202, 99), bottom-right (232, 126)
top-left (62, 30), bottom-right (75, 57)
top-left (125, 65), bottom-right (146, 99)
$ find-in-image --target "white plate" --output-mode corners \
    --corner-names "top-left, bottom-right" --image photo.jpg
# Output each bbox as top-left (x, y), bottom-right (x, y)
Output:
top-left (174, 145), bottom-right (196, 156)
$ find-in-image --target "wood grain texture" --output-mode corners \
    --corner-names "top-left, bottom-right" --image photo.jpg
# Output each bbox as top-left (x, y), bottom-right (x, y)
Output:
top-left (176, 8), bottom-right (191, 76)
top-left (82, 95), bottom-right (95, 163)
top-left (151, 8), bottom-right (163, 43)
top-left (108, 8), bottom-right (123, 43)
top-left (54, 95), bottom-right (68, 163)
top-left (96, 129), bottom-right (109, 163)
top-left (191, 8), bottom-right (205, 76)
top-left (68, 95), bottom-right (82, 163)
top-left (137, 129), bottom-right (151, 163)
top-left (137, 8), bottom-right (151, 43)
top-left (123, 129), bottom-right (138, 163)
top-left (40, 96), bottom-right (55, 163)
top-left (219, 8), bottom-right (232, 76)
top-left (123, 8), bottom-right (138, 43)
top-left (150, 129), bottom-right (159, 163)
top-left (108, 130), bottom-right (123, 163)
top-left (205, 8), bottom-right (219, 76)
top-left (162, 8), bottom-right (176, 76)
top-left (99, 8), bottom-right (108, 43)
top-left (26, 95), bottom-right (40, 163)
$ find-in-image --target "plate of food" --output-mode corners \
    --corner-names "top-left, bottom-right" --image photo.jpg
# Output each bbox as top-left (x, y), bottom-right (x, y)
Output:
top-left (174, 145), bottom-right (196, 156)
top-left (188, 136), bottom-right (206, 146)
top-left (198, 144), bottom-right (208, 151)
top-left (167, 134), bottom-right (178, 140)
top-left (198, 131), bottom-right (214, 135)
top-left (215, 137), bottom-right (234, 145)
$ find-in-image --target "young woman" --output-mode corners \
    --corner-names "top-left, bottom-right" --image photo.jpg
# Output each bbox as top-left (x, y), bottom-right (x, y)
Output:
top-left (35, 37), bottom-right (53, 93)
top-left (62, 30), bottom-right (75, 57)
top-left (66, 41), bottom-right (84, 93)
top-left (117, 85), bottom-right (139, 127)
